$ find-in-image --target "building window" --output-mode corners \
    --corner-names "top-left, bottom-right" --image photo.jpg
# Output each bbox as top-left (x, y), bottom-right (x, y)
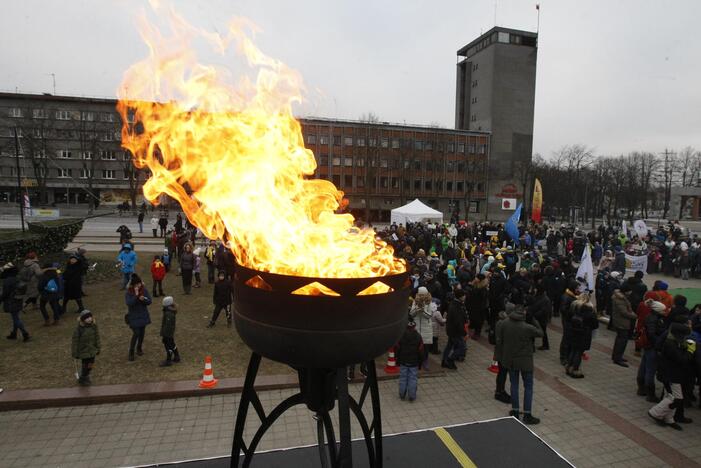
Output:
top-left (473, 63), bottom-right (479, 71)
top-left (380, 177), bottom-right (388, 188)
top-left (319, 155), bottom-right (328, 166)
top-left (102, 169), bottom-right (115, 180)
top-left (391, 139), bottom-right (399, 149)
top-left (344, 137), bottom-right (353, 146)
top-left (102, 132), bottom-right (114, 141)
top-left (355, 157), bottom-right (365, 167)
top-left (414, 180), bottom-right (421, 190)
top-left (458, 162), bottom-right (466, 173)
top-left (403, 179), bottom-right (410, 190)
top-left (123, 170), bottom-right (134, 180)
top-left (10, 167), bottom-right (25, 176)
top-left (435, 180), bottom-right (443, 191)
top-left (369, 158), bottom-right (377, 168)
top-left (425, 180), bottom-right (433, 191)
top-left (425, 160), bottom-right (434, 171)
top-left (457, 143), bottom-right (465, 153)
top-left (344, 174), bottom-right (353, 188)
top-left (368, 138), bottom-right (377, 147)
top-left (425, 141), bottom-right (433, 151)
top-left (55, 110), bottom-right (71, 120)
top-left (58, 150), bottom-right (72, 159)
top-left (357, 137), bottom-right (366, 147)
top-left (380, 159), bottom-right (388, 169)
top-left (100, 150), bottom-right (116, 160)
top-left (477, 182), bottom-right (484, 191)
top-left (498, 31), bottom-right (510, 43)
top-left (403, 159), bottom-right (410, 169)
top-left (32, 128), bottom-right (44, 138)
top-left (81, 151), bottom-right (93, 160)
top-left (467, 144), bottom-right (476, 154)
top-left (319, 135), bottom-right (329, 145)
top-left (8, 108), bottom-right (23, 118)
top-left (381, 138), bottom-right (389, 148)
top-left (370, 177), bottom-right (377, 189)
top-left (391, 177), bottom-right (399, 189)
top-left (305, 134), bottom-right (316, 145)
top-left (447, 181), bottom-right (453, 192)
top-left (100, 112), bottom-right (114, 122)
top-left (448, 143), bottom-right (455, 153)
top-left (81, 111), bottom-right (95, 121)
top-left (33, 150), bottom-right (46, 159)
top-left (391, 159), bottom-right (400, 169)
top-left (332, 157), bottom-right (341, 166)
top-left (447, 161), bottom-right (454, 172)
top-left (414, 141), bottom-right (423, 151)
top-left (79, 168), bottom-right (92, 179)
top-left (32, 109), bottom-right (48, 119)
top-left (413, 161), bottom-right (421, 171)
top-left (58, 168), bottom-right (72, 178)
top-left (435, 161), bottom-right (443, 172)
top-left (122, 151), bottom-right (131, 161)
top-left (344, 157), bottom-right (353, 167)
top-left (457, 182), bottom-right (464, 192)
top-left (478, 144), bottom-right (486, 154)
top-left (333, 136), bottom-right (341, 146)
top-left (356, 176), bottom-right (365, 188)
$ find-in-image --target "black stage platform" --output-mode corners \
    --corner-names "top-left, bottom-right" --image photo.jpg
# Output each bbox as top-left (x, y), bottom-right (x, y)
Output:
top-left (148, 417), bottom-right (572, 468)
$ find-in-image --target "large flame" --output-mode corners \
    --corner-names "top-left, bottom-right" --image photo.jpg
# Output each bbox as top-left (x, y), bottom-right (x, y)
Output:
top-left (117, 7), bottom-right (404, 279)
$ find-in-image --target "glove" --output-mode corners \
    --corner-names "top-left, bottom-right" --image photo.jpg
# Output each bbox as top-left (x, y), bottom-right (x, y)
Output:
top-left (686, 340), bottom-right (696, 355)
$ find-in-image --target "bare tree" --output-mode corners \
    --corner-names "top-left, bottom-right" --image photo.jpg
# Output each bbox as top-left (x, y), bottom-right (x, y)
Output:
top-left (658, 149), bottom-right (677, 219)
top-left (677, 146), bottom-right (700, 187)
top-left (358, 112), bottom-right (380, 123)
top-left (17, 104), bottom-right (55, 204)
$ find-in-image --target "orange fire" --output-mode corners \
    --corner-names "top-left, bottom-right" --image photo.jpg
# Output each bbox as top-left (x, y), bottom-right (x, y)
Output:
top-left (117, 8), bottom-right (404, 281)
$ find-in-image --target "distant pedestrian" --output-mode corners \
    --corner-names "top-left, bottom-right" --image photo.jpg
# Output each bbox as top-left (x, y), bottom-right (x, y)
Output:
top-left (159, 296), bottom-right (180, 367)
top-left (208, 271), bottom-right (233, 327)
top-left (19, 252), bottom-right (42, 310)
top-left (442, 288), bottom-right (467, 369)
top-left (611, 284), bottom-right (636, 367)
top-left (158, 216), bottom-right (168, 238)
top-left (205, 240), bottom-right (217, 284)
top-left (137, 211), bottom-right (145, 233)
top-left (62, 255), bottom-right (85, 315)
top-left (38, 262), bottom-right (62, 326)
top-left (162, 248), bottom-right (171, 273)
top-left (179, 243), bottom-right (195, 294)
top-left (117, 243), bottom-right (137, 290)
top-left (193, 248), bottom-right (202, 288)
top-left (150, 255), bottom-right (166, 297)
top-left (1, 263), bottom-right (30, 342)
top-left (125, 273), bottom-right (152, 361)
top-left (396, 320), bottom-right (423, 402)
top-left (150, 216), bottom-right (159, 237)
top-left (71, 310), bottom-right (100, 386)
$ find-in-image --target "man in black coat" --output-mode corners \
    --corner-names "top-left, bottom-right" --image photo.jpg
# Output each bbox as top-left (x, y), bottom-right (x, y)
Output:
top-left (396, 320), bottom-right (424, 401)
top-left (207, 271), bottom-right (233, 327)
top-left (441, 288), bottom-right (467, 370)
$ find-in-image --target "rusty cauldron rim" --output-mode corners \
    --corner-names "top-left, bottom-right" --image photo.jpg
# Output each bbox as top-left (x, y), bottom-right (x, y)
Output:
top-left (232, 264), bottom-right (411, 369)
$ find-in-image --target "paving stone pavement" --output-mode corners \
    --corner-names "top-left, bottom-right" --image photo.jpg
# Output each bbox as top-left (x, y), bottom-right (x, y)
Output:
top-left (1, 275), bottom-right (700, 467)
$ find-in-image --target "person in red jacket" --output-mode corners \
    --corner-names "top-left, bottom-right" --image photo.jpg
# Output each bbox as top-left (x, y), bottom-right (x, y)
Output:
top-left (150, 255), bottom-right (166, 298)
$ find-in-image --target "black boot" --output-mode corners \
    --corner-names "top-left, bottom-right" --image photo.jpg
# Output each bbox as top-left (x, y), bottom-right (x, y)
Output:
top-left (136, 347), bottom-right (143, 356)
top-left (128, 349), bottom-right (135, 361)
top-left (6, 331), bottom-right (17, 340)
top-left (645, 386), bottom-right (658, 403)
top-left (637, 382), bottom-right (647, 397)
top-left (21, 331), bottom-right (30, 342)
top-left (172, 348), bottom-right (181, 363)
top-left (159, 351), bottom-right (173, 367)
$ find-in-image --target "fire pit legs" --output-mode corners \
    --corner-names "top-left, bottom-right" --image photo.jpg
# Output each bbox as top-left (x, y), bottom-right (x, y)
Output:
top-left (230, 353), bottom-right (384, 468)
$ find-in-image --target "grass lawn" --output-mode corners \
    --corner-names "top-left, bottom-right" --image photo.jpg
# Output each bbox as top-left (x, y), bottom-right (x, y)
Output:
top-left (0, 251), bottom-right (290, 390)
top-left (669, 288), bottom-right (701, 307)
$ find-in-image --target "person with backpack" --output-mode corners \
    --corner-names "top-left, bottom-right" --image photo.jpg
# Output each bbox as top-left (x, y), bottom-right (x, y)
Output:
top-left (38, 262), bottom-right (62, 326)
top-left (150, 255), bottom-right (166, 298)
top-left (71, 310), bottom-right (100, 386)
top-left (19, 252), bottom-right (42, 310)
top-left (636, 300), bottom-right (668, 402)
top-left (1, 263), bottom-right (30, 342)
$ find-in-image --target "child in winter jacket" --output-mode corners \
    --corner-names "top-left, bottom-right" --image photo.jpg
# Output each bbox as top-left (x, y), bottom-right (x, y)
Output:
top-left (150, 256), bottom-right (166, 297)
top-left (162, 249), bottom-right (171, 273)
top-left (208, 271), bottom-right (233, 327)
top-left (159, 296), bottom-right (180, 367)
top-left (71, 310), bottom-right (100, 386)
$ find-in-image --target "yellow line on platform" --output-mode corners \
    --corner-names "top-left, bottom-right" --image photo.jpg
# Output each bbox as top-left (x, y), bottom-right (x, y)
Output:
top-left (433, 427), bottom-right (478, 468)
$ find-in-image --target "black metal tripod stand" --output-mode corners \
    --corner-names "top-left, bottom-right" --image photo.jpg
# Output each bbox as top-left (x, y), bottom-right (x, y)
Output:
top-left (230, 353), bottom-right (383, 468)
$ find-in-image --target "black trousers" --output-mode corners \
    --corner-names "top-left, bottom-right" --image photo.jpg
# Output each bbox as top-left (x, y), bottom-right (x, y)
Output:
top-left (181, 269), bottom-right (193, 293)
top-left (40, 296), bottom-right (61, 321)
top-left (612, 328), bottom-right (629, 362)
top-left (537, 317), bottom-right (549, 349)
top-left (152, 280), bottom-right (164, 297)
top-left (211, 305), bottom-right (231, 324)
top-left (130, 326), bottom-right (146, 352)
top-left (81, 357), bottom-right (95, 378)
top-left (496, 365), bottom-right (508, 393)
top-left (62, 298), bottom-right (84, 315)
top-left (568, 346), bottom-right (584, 370)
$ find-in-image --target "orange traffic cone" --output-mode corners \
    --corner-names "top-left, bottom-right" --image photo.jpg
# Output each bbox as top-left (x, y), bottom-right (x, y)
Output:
top-left (384, 347), bottom-right (399, 374)
top-left (487, 360), bottom-right (499, 374)
top-left (199, 356), bottom-right (218, 389)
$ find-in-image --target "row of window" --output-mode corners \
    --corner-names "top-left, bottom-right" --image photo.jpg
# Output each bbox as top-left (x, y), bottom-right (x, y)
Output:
top-left (1, 167), bottom-right (133, 180)
top-left (328, 174), bottom-right (484, 192)
top-left (317, 156), bottom-right (484, 172)
top-left (304, 134), bottom-right (486, 154)
top-left (6, 127), bottom-right (120, 141)
top-left (7, 108), bottom-right (128, 123)
top-left (6, 150), bottom-right (128, 161)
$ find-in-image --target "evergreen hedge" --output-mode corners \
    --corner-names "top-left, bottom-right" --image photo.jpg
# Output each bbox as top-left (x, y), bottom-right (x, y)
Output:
top-left (0, 218), bottom-right (84, 264)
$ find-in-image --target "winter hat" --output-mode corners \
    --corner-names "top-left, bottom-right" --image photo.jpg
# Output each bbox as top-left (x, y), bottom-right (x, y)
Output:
top-left (79, 310), bottom-right (93, 321)
top-left (123, 243), bottom-right (133, 250)
top-left (634, 271), bottom-right (644, 279)
top-left (610, 271), bottom-right (621, 279)
top-left (648, 301), bottom-right (666, 313)
top-left (162, 296), bottom-right (175, 307)
top-left (417, 286), bottom-right (429, 296)
top-left (654, 280), bottom-right (669, 291)
top-left (193, 247), bottom-right (201, 256)
top-left (453, 288), bottom-right (466, 299)
top-left (488, 256), bottom-right (495, 262)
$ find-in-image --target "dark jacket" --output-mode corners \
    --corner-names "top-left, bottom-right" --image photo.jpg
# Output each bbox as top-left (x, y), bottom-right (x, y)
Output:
top-left (528, 294), bottom-right (552, 324)
top-left (125, 287), bottom-right (152, 328)
top-left (657, 335), bottom-right (694, 383)
top-left (62, 262), bottom-right (83, 300)
top-left (179, 251), bottom-right (194, 271)
top-left (72, 320), bottom-right (101, 359)
top-left (395, 326), bottom-right (423, 367)
top-left (612, 251), bottom-right (626, 274)
top-left (570, 305), bottom-right (599, 350)
top-left (213, 279), bottom-right (233, 306)
top-left (160, 305), bottom-right (177, 338)
top-left (496, 308), bottom-right (543, 372)
top-left (611, 290), bottom-right (636, 329)
top-left (38, 269), bottom-right (61, 300)
top-left (643, 311), bottom-right (667, 351)
top-left (1, 268), bottom-right (22, 314)
top-left (446, 298), bottom-right (467, 338)
top-left (625, 277), bottom-right (648, 311)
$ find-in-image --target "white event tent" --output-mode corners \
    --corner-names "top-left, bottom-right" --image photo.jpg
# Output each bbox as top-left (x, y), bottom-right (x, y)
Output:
top-left (390, 199), bottom-right (444, 225)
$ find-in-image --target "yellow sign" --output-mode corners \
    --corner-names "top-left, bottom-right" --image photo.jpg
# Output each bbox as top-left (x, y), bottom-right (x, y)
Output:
top-left (20, 179), bottom-right (37, 187)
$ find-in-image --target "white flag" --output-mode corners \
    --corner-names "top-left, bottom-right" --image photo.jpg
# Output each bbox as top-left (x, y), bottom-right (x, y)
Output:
top-left (621, 220), bottom-right (628, 238)
top-left (576, 243), bottom-right (595, 291)
top-left (23, 193), bottom-right (32, 217)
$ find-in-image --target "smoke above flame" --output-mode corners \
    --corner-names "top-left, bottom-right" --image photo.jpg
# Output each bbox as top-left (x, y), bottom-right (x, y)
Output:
top-left (117, 6), bottom-right (404, 279)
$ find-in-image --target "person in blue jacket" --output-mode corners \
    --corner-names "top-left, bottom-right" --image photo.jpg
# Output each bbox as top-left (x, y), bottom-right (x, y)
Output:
top-left (117, 243), bottom-right (138, 290)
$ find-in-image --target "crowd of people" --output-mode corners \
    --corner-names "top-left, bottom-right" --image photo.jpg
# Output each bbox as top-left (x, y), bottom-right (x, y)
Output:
top-left (2, 212), bottom-right (700, 431)
top-left (384, 218), bottom-right (701, 429)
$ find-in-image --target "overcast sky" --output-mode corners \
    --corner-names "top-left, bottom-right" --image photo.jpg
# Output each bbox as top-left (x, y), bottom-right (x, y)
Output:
top-left (2, 0), bottom-right (700, 158)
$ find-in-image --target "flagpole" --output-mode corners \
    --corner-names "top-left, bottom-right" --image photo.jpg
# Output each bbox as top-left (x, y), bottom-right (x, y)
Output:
top-left (536, 4), bottom-right (540, 33)
top-left (13, 127), bottom-right (25, 232)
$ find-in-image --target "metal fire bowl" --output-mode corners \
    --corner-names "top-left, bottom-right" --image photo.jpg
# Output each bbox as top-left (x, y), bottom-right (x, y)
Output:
top-left (233, 265), bottom-right (410, 369)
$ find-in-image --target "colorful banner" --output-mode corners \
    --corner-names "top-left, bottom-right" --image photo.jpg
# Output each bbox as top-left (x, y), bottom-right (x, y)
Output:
top-left (625, 254), bottom-right (648, 275)
top-left (531, 178), bottom-right (542, 223)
